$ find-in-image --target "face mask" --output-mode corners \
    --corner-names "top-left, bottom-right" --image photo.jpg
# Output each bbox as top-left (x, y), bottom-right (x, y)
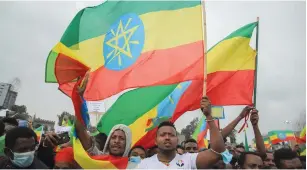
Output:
top-left (221, 149), bottom-right (233, 164)
top-left (11, 151), bottom-right (35, 168)
top-left (129, 156), bottom-right (141, 164)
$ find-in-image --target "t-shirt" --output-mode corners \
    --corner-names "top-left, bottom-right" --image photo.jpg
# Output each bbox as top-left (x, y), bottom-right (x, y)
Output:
top-left (137, 153), bottom-right (198, 169)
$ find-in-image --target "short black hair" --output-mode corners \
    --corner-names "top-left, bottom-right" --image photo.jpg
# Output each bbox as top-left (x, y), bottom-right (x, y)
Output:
top-left (274, 148), bottom-right (297, 169)
top-left (184, 138), bottom-right (197, 144)
top-left (5, 127), bottom-right (38, 149)
top-left (157, 121), bottom-right (176, 130)
top-left (177, 145), bottom-right (184, 150)
top-left (238, 152), bottom-right (262, 167)
top-left (0, 121), bottom-right (4, 136)
top-left (2, 117), bottom-right (18, 126)
top-left (236, 145), bottom-right (245, 149)
top-left (184, 138), bottom-right (197, 147)
top-left (156, 121), bottom-right (176, 136)
top-left (128, 145), bottom-right (146, 157)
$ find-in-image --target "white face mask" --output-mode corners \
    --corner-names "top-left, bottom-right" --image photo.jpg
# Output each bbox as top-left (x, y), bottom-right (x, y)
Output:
top-left (11, 151), bottom-right (35, 168)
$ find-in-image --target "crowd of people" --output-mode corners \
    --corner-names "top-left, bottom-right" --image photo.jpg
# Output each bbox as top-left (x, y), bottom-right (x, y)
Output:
top-left (0, 78), bottom-right (305, 169)
top-left (0, 96), bottom-right (305, 169)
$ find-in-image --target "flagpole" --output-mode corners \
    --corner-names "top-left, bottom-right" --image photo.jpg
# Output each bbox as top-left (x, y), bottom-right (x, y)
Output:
top-left (201, 0), bottom-right (207, 96)
top-left (253, 17), bottom-right (259, 107)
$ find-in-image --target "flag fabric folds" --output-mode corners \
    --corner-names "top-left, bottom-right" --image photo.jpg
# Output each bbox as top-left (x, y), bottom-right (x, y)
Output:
top-left (62, 118), bottom-right (73, 127)
top-left (0, 135), bottom-right (5, 156)
top-left (73, 137), bottom-right (129, 169)
top-left (192, 116), bottom-right (219, 149)
top-left (263, 137), bottom-right (271, 149)
top-left (97, 80), bottom-right (202, 148)
top-left (207, 22), bottom-right (257, 105)
top-left (192, 116), bottom-right (209, 149)
top-left (45, 1), bottom-right (205, 101)
top-left (268, 130), bottom-right (296, 144)
top-left (34, 125), bottom-right (44, 144)
top-left (97, 21), bottom-right (258, 149)
top-left (296, 126), bottom-right (306, 144)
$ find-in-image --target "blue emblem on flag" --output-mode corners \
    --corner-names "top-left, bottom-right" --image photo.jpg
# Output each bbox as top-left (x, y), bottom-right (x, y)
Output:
top-left (278, 133), bottom-right (286, 140)
top-left (103, 13), bottom-right (145, 70)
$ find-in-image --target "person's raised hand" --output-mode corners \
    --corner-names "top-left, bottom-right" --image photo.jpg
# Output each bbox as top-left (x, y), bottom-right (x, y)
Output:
top-left (43, 132), bottom-right (60, 147)
top-left (250, 109), bottom-right (259, 126)
top-left (239, 106), bottom-right (254, 119)
top-left (200, 96), bottom-right (211, 117)
top-left (77, 72), bottom-right (90, 97)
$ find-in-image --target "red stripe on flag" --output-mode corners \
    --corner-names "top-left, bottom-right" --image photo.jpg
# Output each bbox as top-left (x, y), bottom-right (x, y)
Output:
top-left (207, 70), bottom-right (254, 105)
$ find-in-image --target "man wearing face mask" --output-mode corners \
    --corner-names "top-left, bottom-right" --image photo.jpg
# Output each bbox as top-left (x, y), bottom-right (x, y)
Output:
top-left (0, 127), bottom-right (47, 169)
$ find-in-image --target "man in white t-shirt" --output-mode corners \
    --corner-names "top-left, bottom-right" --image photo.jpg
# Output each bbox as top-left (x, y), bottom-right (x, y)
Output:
top-left (137, 96), bottom-right (226, 169)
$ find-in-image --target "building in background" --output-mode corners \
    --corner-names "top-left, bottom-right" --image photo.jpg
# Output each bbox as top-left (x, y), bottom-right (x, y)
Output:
top-left (0, 83), bottom-right (18, 110)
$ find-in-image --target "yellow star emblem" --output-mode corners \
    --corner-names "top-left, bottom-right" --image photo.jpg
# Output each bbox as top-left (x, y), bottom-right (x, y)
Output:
top-left (105, 18), bottom-right (140, 66)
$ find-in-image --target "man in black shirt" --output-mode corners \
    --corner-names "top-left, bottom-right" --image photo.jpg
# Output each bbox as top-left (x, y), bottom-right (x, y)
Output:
top-left (0, 127), bottom-right (47, 169)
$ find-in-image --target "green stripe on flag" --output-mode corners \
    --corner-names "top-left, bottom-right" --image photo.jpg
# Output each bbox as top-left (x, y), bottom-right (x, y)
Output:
top-left (45, 51), bottom-right (59, 82)
top-left (207, 22), bottom-right (257, 53)
top-left (97, 84), bottom-right (177, 135)
top-left (60, 1), bottom-right (200, 47)
top-left (0, 135), bottom-right (5, 156)
top-left (192, 116), bottom-right (205, 140)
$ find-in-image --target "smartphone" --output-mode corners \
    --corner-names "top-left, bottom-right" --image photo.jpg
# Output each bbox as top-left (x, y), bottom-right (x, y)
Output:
top-left (18, 120), bottom-right (28, 127)
top-left (57, 132), bottom-right (70, 145)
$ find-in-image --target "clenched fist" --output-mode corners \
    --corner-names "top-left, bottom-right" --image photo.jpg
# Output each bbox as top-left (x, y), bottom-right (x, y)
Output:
top-left (200, 96), bottom-right (211, 117)
top-left (77, 72), bottom-right (90, 97)
top-left (250, 109), bottom-right (259, 126)
top-left (239, 106), bottom-right (254, 119)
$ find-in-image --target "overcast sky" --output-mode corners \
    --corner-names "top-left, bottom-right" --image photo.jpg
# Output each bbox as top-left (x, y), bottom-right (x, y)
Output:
top-left (0, 1), bottom-right (305, 143)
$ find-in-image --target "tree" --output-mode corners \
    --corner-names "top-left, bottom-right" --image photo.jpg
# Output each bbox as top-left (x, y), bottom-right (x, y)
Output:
top-left (293, 110), bottom-right (306, 131)
top-left (57, 111), bottom-right (75, 126)
top-left (11, 105), bottom-right (27, 114)
top-left (180, 117), bottom-right (199, 140)
top-left (229, 129), bottom-right (237, 144)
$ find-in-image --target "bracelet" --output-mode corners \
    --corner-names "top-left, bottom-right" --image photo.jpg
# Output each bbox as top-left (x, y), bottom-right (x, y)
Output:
top-left (210, 148), bottom-right (222, 155)
top-left (206, 119), bottom-right (215, 122)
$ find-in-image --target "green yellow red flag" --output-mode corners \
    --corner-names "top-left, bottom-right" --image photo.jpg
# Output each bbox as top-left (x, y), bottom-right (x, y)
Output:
top-left (268, 130), bottom-right (296, 144)
top-left (45, 0), bottom-right (204, 101)
top-left (207, 22), bottom-right (257, 105)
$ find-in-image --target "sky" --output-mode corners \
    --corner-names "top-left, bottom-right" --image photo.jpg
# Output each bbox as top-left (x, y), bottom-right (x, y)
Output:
top-left (0, 1), bottom-right (305, 143)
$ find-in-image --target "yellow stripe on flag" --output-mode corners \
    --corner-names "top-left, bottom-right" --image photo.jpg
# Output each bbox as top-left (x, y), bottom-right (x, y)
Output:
top-left (207, 37), bottom-right (256, 74)
top-left (270, 135), bottom-right (278, 141)
top-left (73, 138), bottom-right (117, 169)
top-left (59, 5), bottom-right (202, 71)
top-left (129, 107), bottom-right (158, 146)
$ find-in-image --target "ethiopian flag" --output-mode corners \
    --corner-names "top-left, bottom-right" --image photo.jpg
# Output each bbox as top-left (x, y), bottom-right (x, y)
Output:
top-left (263, 137), bottom-right (271, 149)
top-left (296, 126), bottom-right (306, 144)
top-left (268, 130), bottom-right (296, 144)
top-left (207, 22), bottom-right (257, 105)
top-left (34, 125), bottom-right (44, 144)
top-left (45, 1), bottom-right (205, 101)
top-left (73, 137), bottom-right (129, 169)
top-left (97, 80), bottom-right (202, 149)
top-left (192, 116), bottom-right (211, 149)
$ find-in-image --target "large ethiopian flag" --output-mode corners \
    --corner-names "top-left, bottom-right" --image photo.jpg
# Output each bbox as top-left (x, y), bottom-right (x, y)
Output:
top-left (45, 0), bottom-right (205, 101)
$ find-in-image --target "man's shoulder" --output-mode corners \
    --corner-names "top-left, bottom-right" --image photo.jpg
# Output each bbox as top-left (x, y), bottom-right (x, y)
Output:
top-left (140, 154), bottom-right (157, 163)
top-left (180, 153), bottom-right (198, 159)
top-left (137, 154), bottom-right (157, 168)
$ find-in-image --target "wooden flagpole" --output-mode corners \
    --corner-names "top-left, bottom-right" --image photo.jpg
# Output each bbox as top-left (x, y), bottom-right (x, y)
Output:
top-left (253, 17), bottom-right (260, 107)
top-left (201, 0), bottom-right (207, 96)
